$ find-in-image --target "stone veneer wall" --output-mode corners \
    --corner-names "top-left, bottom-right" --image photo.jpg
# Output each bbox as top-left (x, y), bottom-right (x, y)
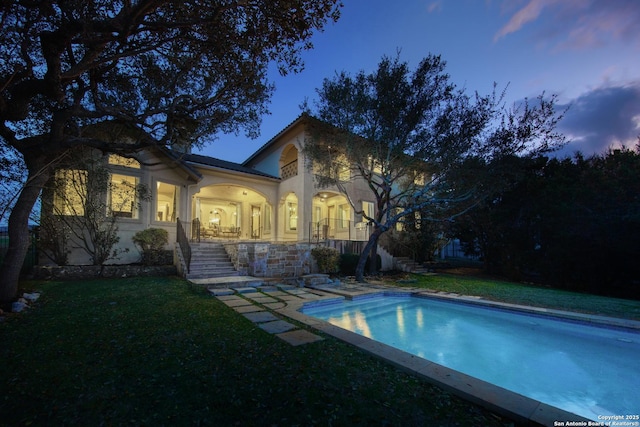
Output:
top-left (223, 242), bottom-right (317, 277)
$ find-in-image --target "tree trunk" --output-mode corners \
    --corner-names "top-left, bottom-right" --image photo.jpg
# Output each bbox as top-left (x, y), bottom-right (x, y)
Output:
top-left (355, 227), bottom-right (384, 282)
top-left (0, 163), bottom-right (50, 304)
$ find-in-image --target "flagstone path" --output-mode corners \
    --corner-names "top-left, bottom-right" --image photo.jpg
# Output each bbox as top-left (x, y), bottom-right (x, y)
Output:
top-left (208, 278), bottom-right (392, 346)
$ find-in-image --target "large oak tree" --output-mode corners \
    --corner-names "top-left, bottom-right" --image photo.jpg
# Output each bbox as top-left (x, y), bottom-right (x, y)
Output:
top-left (304, 54), bottom-right (566, 282)
top-left (0, 0), bottom-right (341, 303)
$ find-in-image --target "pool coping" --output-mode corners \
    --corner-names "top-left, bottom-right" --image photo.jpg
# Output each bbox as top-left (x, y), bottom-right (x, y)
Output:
top-left (276, 287), bottom-right (639, 427)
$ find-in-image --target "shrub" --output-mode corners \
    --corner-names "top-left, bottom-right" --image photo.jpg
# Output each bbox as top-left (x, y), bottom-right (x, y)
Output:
top-left (132, 228), bottom-right (169, 265)
top-left (311, 246), bottom-right (340, 274)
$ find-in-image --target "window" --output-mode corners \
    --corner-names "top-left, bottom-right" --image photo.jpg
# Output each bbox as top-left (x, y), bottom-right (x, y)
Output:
top-left (109, 173), bottom-right (139, 218)
top-left (313, 206), bottom-right (322, 224)
top-left (53, 169), bottom-right (87, 216)
top-left (336, 155), bottom-right (350, 181)
top-left (338, 203), bottom-right (349, 229)
top-left (108, 154), bottom-right (140, 169)
top-left (362, 201), bottom-right (375, 222)
top-left (156, 181), bottom-right (180, 222)
top-left (264, 204), bottom-right (271, 233)
top-left (287, 201), bottom-right (298, 231)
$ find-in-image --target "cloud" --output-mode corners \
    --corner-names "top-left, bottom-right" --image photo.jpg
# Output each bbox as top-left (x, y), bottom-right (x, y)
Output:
top-left (494, 0), bottom-right (556, 42)
top-left (555, 83), bottom-right (640, 157)
top-left (426, 1), bottom-right (442, 14)
top-left (494, 0), bottom-right (640, 50)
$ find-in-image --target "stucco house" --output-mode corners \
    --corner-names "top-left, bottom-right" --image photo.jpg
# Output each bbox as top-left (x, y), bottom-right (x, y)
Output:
top-left (40, 114), bottom-right (394, 278)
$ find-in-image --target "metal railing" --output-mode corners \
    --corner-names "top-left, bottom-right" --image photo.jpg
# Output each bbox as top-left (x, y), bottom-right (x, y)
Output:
top-left (176, 218), bottom-right (191, 273)
top-left (308, 218), bottom-right (371, 243)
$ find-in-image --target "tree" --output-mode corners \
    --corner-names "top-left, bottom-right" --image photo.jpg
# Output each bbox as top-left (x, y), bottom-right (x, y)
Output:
top-left (304, 54), bottom-right (565, 282)
top-left (453, 147), bottom-right (640, 297)
top-left (0, 0), bottom-right (341, 303)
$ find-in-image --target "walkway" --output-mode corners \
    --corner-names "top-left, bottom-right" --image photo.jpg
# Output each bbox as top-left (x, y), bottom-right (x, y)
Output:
top-left (207, 277), bottom-right (391, 346)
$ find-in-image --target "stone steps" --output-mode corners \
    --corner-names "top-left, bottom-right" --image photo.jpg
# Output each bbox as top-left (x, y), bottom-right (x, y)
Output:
top-left (186, 242), bottom-right (239, 279)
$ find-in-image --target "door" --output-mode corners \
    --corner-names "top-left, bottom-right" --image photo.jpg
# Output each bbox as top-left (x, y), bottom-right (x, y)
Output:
top-left (251, 205), bottom-right (261, 239)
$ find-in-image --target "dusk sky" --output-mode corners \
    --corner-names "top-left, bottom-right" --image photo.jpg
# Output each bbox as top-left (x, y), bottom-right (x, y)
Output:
top-left (196, 0), bottom-right (640, 163)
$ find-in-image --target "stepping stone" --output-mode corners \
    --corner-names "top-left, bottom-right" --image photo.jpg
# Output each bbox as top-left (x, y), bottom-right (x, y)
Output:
top-left (209, 288), bottom-right (234, 296)
top-left (215, 294), bottom-right (240, 301)
top-left (262, 290), bottom-right (287, 296)
top-left (259, 320), bottom-right (297, 334)
top-left (278, 285), bottom-right (297, 290)
top-left (222, 298), bottom-right (253, 307)
top-left (263, 302), bottom-right (287, 310)
top-left (276, 330), bottom-right (324, 346)
top-left (279, 295), bottom-right (302, 302)
top-left (234, 305), bottom-right (264, 314)
top-left (258, 285), bottom-right (278, 292)
top-left (243, 311), bottom-right (279, 323)
top-left (232, 287), bottom-right (259, 293)
top-left (247, 296), bottom-right (277, 304)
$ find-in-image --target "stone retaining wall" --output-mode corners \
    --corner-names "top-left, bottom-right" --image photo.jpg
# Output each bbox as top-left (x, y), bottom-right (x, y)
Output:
top-left (32, 265), bottom-right (177, 280)
top-left (223, 242), bottom-right (316, 277)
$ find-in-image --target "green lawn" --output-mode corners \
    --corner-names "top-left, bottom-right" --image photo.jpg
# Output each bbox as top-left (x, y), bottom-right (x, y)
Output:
top-left (1, 276), bottom-right (513, 426)
top-left (398, 273), bottom-right (640, 321)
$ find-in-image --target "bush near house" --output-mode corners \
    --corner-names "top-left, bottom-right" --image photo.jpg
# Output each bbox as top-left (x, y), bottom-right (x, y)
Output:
top-left (132, 228), bottom-right (170, 266)
top-left (311, 246), bottom-right (340, 274)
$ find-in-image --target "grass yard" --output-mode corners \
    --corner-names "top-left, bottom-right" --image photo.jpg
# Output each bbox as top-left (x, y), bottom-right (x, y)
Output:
top-left (396, 273), bottom-right (640, 321)
top-left (1, 276), bottom-right (513, 427)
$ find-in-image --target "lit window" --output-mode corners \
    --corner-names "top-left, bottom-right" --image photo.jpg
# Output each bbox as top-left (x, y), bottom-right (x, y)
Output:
top-left (109, 174), bottom-right (139, 218)
top-left (338, 203), bottom-right (350, 229)
top-left (53, 169), bottom-right (87, 216)
top-left (288, 202), bottom-right (298, 231)
top-left (156, 181), bottom-right (180, 222)
top-left (264, 204), bottom-right (271, 232)
top-left (362, 201), bottom-right (375, 222)
top-left (108, 154), bottom-right (140, 169)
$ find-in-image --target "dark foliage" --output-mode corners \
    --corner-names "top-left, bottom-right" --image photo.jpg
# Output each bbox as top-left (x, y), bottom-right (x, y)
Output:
top-left (451, 146), bottom-right (640, 298)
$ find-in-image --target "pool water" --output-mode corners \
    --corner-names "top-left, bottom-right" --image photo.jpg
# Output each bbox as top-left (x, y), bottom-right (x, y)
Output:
top-left (302, 295), bottom-right (640, 420)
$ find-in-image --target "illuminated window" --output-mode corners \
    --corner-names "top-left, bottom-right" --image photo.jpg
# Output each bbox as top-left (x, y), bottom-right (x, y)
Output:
top-left (264, 204), bottom-right (272, 232)
top-left (156, 181), bottom-right (180, 222)
top-left (362, 201), bottom-right (374, 222)
top-left (338, 203), bottom-right (350, 229)
top-left (287, 201), bottom-right (298, 231)
top-left (109, 174), bottom-right (139, 218)
top-left (108, 154), bottom-right (140, 169)
top-left (53, 169), bottom-right (87, 216)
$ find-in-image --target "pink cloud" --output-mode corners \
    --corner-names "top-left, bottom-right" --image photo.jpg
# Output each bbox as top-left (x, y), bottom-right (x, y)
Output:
top-left (494, 0), bottom-right (556, 42)
top-left (494, 0), bottom-right (640, 50)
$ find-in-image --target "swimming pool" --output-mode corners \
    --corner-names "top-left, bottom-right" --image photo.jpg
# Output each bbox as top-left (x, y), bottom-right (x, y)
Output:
top-left (301, 294), bottom-right (640, 421)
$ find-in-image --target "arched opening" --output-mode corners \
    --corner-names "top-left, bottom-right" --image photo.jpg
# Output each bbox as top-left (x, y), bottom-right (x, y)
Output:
top-left (279, 144), bottom-right (299, 179)
top-left (193, 185), bottom-right (272, 240)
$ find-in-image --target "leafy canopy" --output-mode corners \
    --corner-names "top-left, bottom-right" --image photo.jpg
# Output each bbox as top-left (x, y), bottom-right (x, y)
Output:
top-left (303, 53), bottom-right (566, 281)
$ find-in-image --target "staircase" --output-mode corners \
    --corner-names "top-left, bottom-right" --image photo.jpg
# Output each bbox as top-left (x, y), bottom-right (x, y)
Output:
top-left (394, 257), bottom-right (432, 274)
top-left (186, 242), bottom-right (239, 279)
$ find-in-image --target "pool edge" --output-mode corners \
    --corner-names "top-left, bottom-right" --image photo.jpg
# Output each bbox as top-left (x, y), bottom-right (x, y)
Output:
top-left (278, 291), bottom-right (610, 427)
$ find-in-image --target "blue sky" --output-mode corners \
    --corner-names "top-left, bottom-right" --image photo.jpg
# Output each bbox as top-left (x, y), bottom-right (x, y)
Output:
top-left (196, 0), bottom-right (640, 162)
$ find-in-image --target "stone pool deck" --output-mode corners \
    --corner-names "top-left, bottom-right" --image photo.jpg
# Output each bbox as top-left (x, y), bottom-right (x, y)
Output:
top-left (205, 276), bottom-right (640, 427)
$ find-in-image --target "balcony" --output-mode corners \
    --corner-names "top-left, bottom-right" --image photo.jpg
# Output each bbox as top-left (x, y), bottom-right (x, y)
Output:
top-left (280, 159), bottom-right (298, 180)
